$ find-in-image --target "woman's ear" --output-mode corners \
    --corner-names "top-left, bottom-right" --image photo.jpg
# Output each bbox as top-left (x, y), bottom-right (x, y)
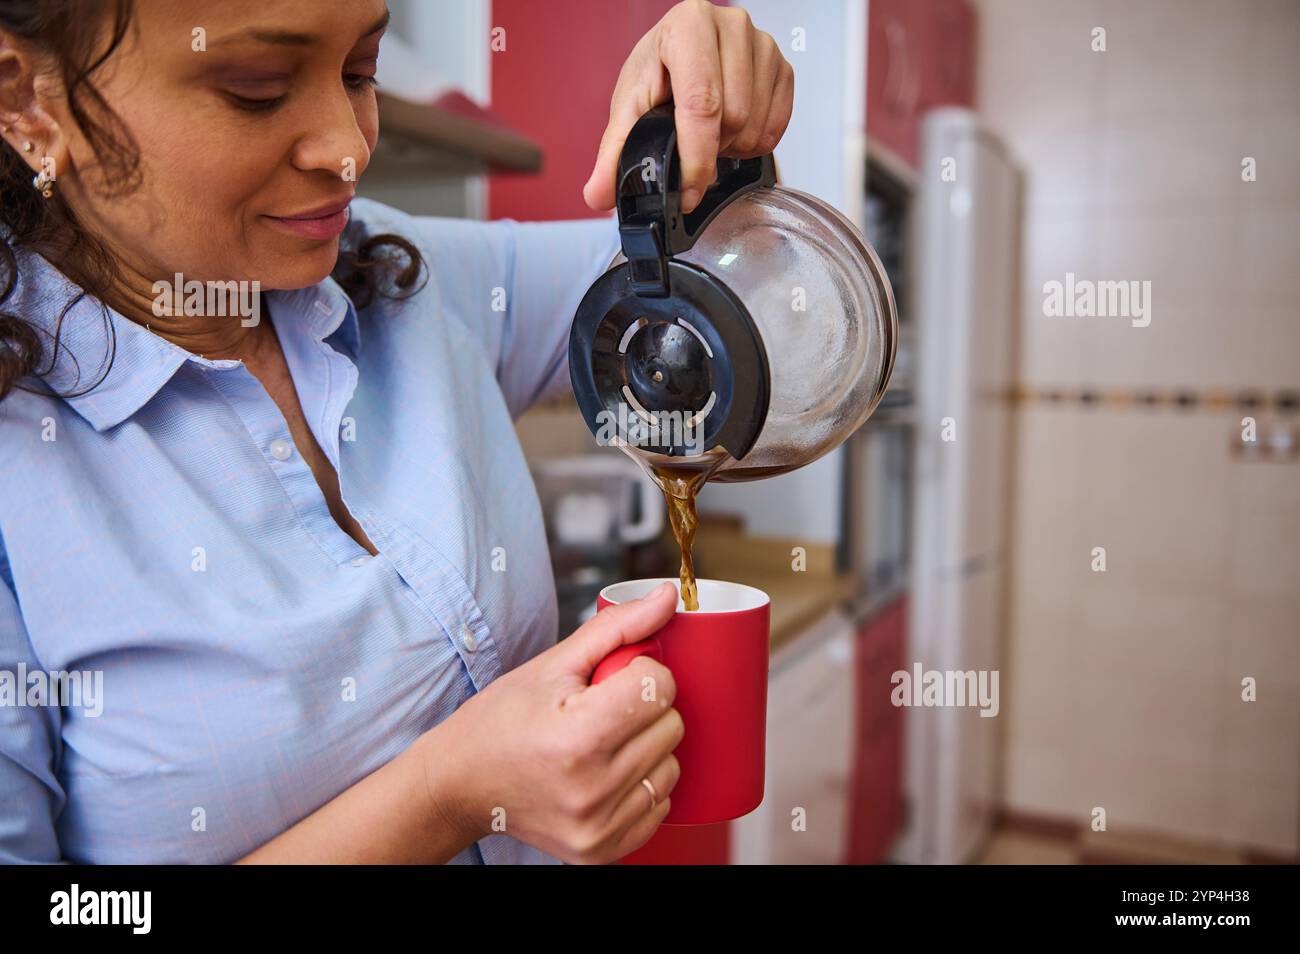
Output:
top-left (0, 33), bottom-right (69, 180)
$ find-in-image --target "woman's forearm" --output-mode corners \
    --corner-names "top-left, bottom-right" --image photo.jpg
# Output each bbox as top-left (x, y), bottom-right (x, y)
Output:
top-left (235, 726), bottom-right (483, 864)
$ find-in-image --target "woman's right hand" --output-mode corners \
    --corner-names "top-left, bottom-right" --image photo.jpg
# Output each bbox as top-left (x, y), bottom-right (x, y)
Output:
top-left (420, 581), bottom-right (685, 864)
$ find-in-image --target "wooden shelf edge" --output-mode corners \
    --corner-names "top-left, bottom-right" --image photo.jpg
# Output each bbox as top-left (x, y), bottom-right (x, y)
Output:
top-left (378, 93), bottom-right (542, 173)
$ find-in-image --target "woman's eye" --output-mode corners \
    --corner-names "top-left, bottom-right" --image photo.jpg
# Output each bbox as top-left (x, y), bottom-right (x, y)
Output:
top-left (345, 73), bottom-right (379, 92)
top-left (226, 93), bottom-right (287, 113)
top-left (218, 70), bottom-right (375, 112)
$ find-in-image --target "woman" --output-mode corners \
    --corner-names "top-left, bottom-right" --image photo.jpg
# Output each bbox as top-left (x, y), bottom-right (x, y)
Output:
top-left (0, 0), bottom-right (793, 864)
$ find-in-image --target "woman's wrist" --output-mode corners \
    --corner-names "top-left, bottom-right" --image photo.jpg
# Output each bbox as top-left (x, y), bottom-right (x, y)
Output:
top-left (410, 717), bottom-right (490, 848)
top-left (234, 723), bottom-right (485, 864)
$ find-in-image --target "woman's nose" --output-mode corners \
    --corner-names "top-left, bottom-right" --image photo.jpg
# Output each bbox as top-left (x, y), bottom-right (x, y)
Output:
top-left (290, 91), bottom-right (375, 182)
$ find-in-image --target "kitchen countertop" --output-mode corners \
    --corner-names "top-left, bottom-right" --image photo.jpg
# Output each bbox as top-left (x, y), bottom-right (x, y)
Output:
top-left (689, 519), bottom-right (858, 654)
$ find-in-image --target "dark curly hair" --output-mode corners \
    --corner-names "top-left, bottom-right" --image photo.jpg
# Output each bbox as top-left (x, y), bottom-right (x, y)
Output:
top-left (0, 0), bottom-right (425, 403)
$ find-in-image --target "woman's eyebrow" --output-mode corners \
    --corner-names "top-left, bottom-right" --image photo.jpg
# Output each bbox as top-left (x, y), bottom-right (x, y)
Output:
top-left (211, 8), bottom-right (390, 48)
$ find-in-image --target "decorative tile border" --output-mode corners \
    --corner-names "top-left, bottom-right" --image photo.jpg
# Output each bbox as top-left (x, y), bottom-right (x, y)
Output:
top-left (1004, 387), bottom-right (1300, 414)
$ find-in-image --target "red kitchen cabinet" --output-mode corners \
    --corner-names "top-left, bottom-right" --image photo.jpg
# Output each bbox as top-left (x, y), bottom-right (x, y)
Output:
top-left (918, 0), bottom-right (976, 111)
top-left (866, 0), bottom-right (975, 168)
top-left (845, 596), bottom-right (906, 864)
top-left (488, 0), bottom-right (700, 222)
top-left (866, 0), bottom-right (924, 167)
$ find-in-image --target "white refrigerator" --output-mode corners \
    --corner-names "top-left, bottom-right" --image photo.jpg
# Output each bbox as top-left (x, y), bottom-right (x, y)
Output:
top-left (895, 108), bottom-right (1021, 865)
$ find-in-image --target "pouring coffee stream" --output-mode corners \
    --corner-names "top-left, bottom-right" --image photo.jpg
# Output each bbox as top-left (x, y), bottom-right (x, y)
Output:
top-left (569, 103), bottom-right (898, 610)
top-left (651, 462), bottom-right (714, 612)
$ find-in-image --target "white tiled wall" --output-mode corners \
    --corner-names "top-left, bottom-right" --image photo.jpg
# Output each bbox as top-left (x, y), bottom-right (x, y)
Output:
top-left (978, 0), bottom-right (1300, 855)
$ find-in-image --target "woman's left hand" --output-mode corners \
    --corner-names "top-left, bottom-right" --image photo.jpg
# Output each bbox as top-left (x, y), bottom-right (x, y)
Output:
top-left (583, 0), bottom-right (794, 215)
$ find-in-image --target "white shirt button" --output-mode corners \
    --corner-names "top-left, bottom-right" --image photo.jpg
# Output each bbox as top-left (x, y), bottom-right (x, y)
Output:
top-left (350, 555), bottom-right (371, 567)
top-left (460, 624), bottom-right (478, 653)
top-left (269, 438), bottom-right (293, 461)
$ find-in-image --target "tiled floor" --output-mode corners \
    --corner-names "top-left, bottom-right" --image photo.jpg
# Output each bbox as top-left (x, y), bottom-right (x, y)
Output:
top-left (977, 829), bottom-right (1078, 865)
top-left (974, 816), bottom-right (1292, 865)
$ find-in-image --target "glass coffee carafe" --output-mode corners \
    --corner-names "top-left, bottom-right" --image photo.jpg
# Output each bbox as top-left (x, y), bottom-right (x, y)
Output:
top-left (569, 104), bottom-right (897, 487)
top-left (568, 104), bottom-right (897, 610)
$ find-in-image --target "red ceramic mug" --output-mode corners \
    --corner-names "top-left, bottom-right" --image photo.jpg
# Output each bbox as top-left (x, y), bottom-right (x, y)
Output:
top-left (593, 578), bottom-right (771, 825)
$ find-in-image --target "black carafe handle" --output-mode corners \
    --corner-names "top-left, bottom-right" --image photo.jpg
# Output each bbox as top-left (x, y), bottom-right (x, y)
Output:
top-left (615, 103), bottom-right (777, 297)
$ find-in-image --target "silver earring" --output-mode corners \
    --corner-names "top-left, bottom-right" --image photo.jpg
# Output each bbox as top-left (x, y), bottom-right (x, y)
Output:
top-left (21, 140), bottom-right (34, 153)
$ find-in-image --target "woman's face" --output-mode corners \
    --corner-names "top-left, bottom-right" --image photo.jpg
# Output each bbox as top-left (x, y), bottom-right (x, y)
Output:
top-left (46, 0), bottom-right (388, 291)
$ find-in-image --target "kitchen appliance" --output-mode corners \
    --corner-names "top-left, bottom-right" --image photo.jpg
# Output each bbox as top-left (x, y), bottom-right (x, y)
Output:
top-left (532, 455), bottom-right (662, 551)
top-left (863, 148), bottom-right (918, 405)
top-left (898, 108), bottom-right (1020, 865)
top-left (568, 103), bottom-right (898, 487)
top-left (846, 406), bottom-right (915, 600)
top-left (530, 455), bottom-right (666, 635)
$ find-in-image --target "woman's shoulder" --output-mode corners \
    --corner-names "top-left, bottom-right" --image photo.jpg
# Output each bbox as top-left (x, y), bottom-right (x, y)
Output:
top-left (343, 198), bottom-right (514, 317)
top-left (345, 196), bottom-right (619, 274)
top-left (0, 384), bottom-right (76, 513)
top-left (1, 373), bottom-right (90, 434)
top-left (346, 197), bottom-right (509, 259)
top-left (0, 382), bottom-right (67, 439)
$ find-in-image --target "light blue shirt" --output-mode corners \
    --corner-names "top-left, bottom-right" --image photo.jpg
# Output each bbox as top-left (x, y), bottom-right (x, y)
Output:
top-left (0, 198), bottom-right (620, 864)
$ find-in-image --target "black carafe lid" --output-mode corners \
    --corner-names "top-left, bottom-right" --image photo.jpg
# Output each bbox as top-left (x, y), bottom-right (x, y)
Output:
top-left (569, 104), bottom-right (776, 461)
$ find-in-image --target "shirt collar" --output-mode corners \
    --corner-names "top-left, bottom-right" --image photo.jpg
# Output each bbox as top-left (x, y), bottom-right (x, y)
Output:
top-left (9, 243), bottom-right (359, 433)
top-left (266, 280), bottom-right (361, 361)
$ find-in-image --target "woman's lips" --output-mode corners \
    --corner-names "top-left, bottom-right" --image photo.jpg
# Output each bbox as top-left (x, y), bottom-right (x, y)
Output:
top-left (264, 201), bottom-right (351, 241)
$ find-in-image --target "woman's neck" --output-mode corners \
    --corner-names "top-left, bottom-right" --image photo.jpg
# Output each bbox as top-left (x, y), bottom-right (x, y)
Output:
top-left (114, 284), bottom-right (267, 361)
top-left (49, 219), bottom-right (268, 361)
top-left (94, 256), bottom-right (269, 363)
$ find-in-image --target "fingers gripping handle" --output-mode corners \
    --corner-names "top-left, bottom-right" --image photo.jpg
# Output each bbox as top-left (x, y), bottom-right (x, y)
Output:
top-left (615, 103), bottom-right (777, 296)
top-left (591, 636), bottom-right (666, 686)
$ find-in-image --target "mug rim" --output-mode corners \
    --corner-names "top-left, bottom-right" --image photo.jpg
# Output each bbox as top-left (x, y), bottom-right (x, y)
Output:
top-left (599, 577), bottom-right (770, 614)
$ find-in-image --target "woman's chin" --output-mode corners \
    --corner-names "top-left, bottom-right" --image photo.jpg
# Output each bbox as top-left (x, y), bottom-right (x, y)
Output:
top-left (257, 242), bottom-right (341, 291)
